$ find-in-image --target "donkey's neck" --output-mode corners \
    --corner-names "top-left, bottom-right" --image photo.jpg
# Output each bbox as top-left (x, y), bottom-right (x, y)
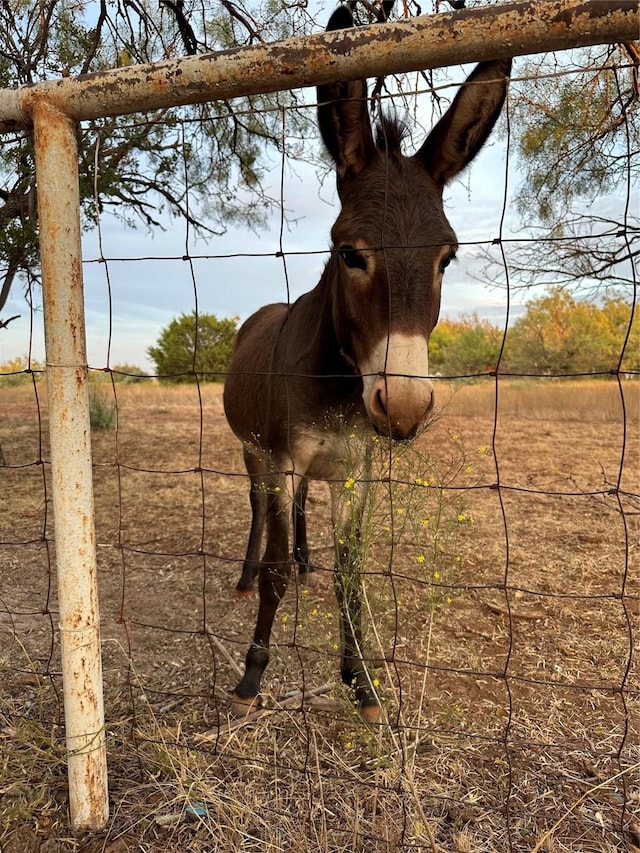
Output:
top-left (284, 264), bottom-right (355, 379)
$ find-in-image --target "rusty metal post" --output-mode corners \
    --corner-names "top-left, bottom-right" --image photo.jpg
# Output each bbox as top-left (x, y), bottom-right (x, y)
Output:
top-left (32, 99), bottom-right (108, 831)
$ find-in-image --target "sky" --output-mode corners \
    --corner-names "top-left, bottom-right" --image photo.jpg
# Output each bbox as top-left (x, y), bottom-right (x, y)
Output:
top-left (0, 5), bottom-right (635, 376)
top-left (1, 124), bottom-right (530, 374)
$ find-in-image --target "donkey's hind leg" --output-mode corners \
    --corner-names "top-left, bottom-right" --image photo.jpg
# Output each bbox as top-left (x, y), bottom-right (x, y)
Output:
top-left (236, 446), bottom-right (268, 597)
top-left (293, 477), bottom-right (314, 581)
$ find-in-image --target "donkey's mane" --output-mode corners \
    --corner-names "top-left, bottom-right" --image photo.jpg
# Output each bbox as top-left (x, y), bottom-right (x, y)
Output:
top-left (375, 114), bottom-right (410, 157)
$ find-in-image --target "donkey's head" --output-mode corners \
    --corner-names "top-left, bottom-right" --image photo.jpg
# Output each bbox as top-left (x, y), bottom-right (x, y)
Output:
top-left (318, 5), bottom-right (511, 440)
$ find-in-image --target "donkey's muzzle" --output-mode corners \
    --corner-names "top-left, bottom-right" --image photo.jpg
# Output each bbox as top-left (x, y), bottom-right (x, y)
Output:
top-left (361, 334), bottom-right (433, 440)
top-left (367, 372), bottom-right (434, 440)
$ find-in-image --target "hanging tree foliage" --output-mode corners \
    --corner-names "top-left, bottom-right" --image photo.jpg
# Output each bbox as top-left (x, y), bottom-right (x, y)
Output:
top-left (502, 42), bottom-right (639, 294)
top-left (0, 0), bottom-right (415, 329)
top-left (1, 0), bottom-right (637, 333)
top-left (0, 0), bottom-right (319, 324)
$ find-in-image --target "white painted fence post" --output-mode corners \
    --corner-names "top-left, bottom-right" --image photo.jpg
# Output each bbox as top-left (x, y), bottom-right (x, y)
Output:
top-left (32, 99), bottom-right (109, 831)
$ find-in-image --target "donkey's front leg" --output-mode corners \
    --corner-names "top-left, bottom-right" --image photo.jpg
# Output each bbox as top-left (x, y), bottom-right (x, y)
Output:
top-left (236, 446), bottom-right (268, 596)
top-left (330, 480), bottom-right (380, 722)
top-left (230, 478), bottom-right (292, 716)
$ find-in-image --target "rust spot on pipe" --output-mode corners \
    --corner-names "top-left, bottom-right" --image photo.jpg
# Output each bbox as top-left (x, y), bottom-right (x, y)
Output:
top-left (551, 0), bottom-right (634, 24)
top-left (2, 0), bottom-right (637, 132)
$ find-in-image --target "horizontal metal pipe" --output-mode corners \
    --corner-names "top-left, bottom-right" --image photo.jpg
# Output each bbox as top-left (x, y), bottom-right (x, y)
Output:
top-left (0, 0), bottom-right (637, 132)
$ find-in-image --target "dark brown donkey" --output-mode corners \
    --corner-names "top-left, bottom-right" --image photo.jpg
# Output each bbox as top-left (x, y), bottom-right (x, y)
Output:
top-left (224, 5), bottom-right (511, 721)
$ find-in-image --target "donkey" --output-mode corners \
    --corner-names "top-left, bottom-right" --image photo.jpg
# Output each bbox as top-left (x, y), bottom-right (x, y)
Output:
top-left (223, 4), bottom-right (511, 721)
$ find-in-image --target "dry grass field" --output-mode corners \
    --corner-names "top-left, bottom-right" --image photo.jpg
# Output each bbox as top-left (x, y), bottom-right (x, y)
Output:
top-left (1, 378), bottom-right (638, 852)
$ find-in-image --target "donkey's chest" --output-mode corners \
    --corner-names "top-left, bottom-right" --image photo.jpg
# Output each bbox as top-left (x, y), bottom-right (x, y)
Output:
top-left (290, 420), bottom-right (367, 481)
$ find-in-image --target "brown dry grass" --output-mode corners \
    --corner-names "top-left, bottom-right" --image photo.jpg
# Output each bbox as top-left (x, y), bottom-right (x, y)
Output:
top-left (1, 378), bottom-right (638, 852)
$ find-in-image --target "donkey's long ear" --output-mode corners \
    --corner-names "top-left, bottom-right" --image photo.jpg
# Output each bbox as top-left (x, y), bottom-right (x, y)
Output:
top-left (417, 58), bottom-right (512, 189)
top-left (317, 5), bottom-right (376, 188)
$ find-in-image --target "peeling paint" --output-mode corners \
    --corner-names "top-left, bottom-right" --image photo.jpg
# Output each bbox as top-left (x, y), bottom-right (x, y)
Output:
top-left (1, 0), bottom-right (637, 132)
top-left (33, 100), bottom-right (108, 832)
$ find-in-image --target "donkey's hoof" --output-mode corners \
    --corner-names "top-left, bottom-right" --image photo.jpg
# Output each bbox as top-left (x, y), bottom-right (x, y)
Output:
top-left (360, 703), bottom-right (382, 724)
top-left (229, 692), bottom-right (262, 717)
top-left (234, 587), bottom-right (255, 600)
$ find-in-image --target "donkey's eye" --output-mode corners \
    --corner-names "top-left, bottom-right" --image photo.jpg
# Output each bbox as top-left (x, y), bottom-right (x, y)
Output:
top-left (340, 246), bottom-right (367, 271)
top-left (439, 252), bottom-right (456, 274)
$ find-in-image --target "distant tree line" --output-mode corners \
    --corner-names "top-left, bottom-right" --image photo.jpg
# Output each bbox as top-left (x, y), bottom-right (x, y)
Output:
top-left (143, 291), bottom-right (638, 383)
top-left (0, 357), bottom-right (149, 386)
top-left (4, 292), bottom-right (635, 386)
top-left (431, 289), bottom-right (638, 378)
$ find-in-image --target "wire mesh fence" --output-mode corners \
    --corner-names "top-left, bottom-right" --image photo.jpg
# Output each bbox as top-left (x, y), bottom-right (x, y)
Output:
top-left (1, 9), bottom-right (638, 851)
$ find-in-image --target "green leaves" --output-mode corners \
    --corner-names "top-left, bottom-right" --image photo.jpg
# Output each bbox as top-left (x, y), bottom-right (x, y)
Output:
top-left (429, 315), bottom-right (503, 376)
top-left (0, 0), bottom-right (313, 318)
top-left (429, 291), bottom-right (638, 377)
top-left (511, 47), bottom-right (639, 227)
top-left (147, 312), bottom-right (238, 383)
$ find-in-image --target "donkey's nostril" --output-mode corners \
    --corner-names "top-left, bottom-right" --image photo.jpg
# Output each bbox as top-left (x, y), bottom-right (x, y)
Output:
top-left (366, 372), bottom-right (434, 441)
top-left (374, 385), bottom-right (387, 418)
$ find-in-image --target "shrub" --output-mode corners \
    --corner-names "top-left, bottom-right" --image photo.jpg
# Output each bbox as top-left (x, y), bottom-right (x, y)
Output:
top-left (147, 313), bottom-right (238, 383)
top-left (89, 387), bottom-right (116, 430)
top-left (0, 357), bottom-right (45, 387)
top-left (111, 364), bottom-right (150, 383)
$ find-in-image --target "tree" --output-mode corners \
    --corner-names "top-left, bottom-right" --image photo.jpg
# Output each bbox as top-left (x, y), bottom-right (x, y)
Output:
top-left (600, 292), bottom-right (640, 374)
top-left (496, 43), bottom-right (639, 295)
top-left (147, 312), bottom-right (238, 382)
top-left (503, 287), bottom-right (639, 375)
top-left (512, 45), bottom-right (639, 227)
top-left (0, 0), bottom-right (316, 325)
top-left (504, 289), bottom-right (601, 374)
top-left (429, 314), bottom-right (502, 377)
top-left (2, 0), bottom-right (637, 333)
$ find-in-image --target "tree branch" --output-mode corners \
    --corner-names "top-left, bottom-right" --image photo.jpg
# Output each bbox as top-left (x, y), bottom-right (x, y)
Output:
top-left (219, 0), bottom-right (263, 44)
top-left (0, 261), bottom-right (19, 315)
top-left (159, 0), bottom-right (199, 55)
top-left (81, 0), bottom-right (108, 74)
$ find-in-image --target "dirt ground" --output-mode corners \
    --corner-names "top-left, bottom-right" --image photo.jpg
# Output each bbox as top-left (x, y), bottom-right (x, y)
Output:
top-left (1, 379), bottom-right (638, 852)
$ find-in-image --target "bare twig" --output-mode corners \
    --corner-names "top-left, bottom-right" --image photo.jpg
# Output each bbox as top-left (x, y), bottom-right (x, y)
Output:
top-left (529, 762), bottom-right (640, 853)
top-left (205, 628), bottom-right (243, 678)
top-left (481, 598), bottom-right (545, 621)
